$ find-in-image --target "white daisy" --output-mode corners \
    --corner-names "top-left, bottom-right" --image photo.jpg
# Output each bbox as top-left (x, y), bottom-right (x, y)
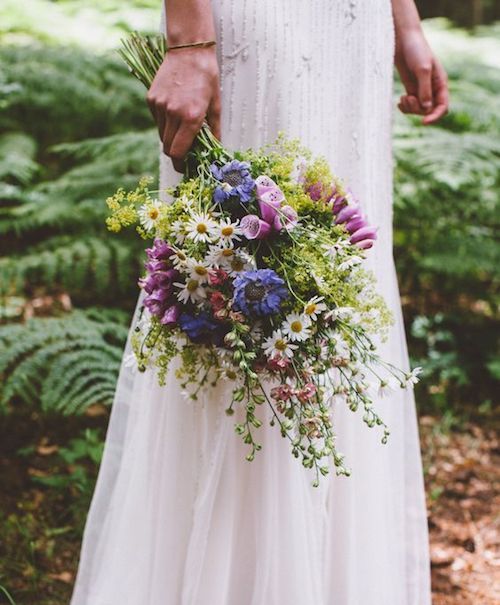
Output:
top-left (377, 379), bottom-right (395, 398)
top-left (210, 217), bottom-right (242, 246)
top-left (225, 252), bottom-right (255, 277)
top-left (186, 257), bottom-right (211, 284)
top-left (171, 248), bottom-right (189, 269)
top-left (185, 211), bottom-right (218, 244)
top-left (138, 199), bottom-right (163, 232)
top-left (171, 219), bottom-right (187, 244)
top-left (405, 367), bottom-right (422, 386)
top-left (303, 296), bottom-right (327, 321)
top-left (282, 313), bottom-right (312, 342)
top-left (205, 243), bottom-right (236, 267)
top-left (322, 241), bottom-right (347, 260)
top-left (207, 245), bottom-right (255, 276)
top-left (262, 330), bottom-right (298, 359)
top-left (174, 278), bottom-right (207, 304)
top-left (338, 256), bottom-right (363, 271)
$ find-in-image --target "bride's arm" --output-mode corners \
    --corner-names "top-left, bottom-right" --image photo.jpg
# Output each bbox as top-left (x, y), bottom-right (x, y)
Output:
top-left (147, 0), bottom-right (221, 172)
top-left (391, 0), bottom-right (449, 124)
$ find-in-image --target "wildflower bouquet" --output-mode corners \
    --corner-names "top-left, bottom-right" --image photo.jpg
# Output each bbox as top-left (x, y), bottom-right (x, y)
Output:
top-left (107, 35), bottom-right (421, 484)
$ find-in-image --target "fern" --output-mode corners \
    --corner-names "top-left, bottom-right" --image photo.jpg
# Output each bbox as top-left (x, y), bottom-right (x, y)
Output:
top-left (0, 132), bottom-right (40, 185)
top-left (0, 309), bottom-right (129, 414)
top-left (0, 235), bottom-right (144, 301)
top-left (0, 45), bottom-right (151, 147)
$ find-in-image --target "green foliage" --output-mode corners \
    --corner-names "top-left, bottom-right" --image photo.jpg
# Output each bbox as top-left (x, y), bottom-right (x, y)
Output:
top-left (0, 309), bottom-right (128, 414)
top-left (0, 45), bottom-right (151, 148)
top-left (392, 31), bottom-right (500, 410)
top-left (34, 428), bottom-right (105, 517)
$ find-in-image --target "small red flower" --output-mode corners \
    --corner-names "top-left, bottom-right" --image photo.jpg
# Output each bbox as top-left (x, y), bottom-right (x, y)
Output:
top-left (209, 291), bottom-right (227, 313)
top-left (209, 269), bottom-right (229, 286)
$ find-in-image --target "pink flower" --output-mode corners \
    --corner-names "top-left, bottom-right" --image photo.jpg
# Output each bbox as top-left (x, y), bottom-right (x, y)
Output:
top-left (209, 268), bottom-right (229, 286)
top-left (297, 382), bottom-right (317, 403)
top-left (355, 239), bottom-right (375, 250)
top-left (258, 189), bottom-right (284, 224)
top-left (273, 205), bottom-right (299, 232)
top-left (267, 356), bottom-right (291, 371)
top-left (335, 203), bottom-right (361, 224)
top-left (255, 175), bottom-right (278, 197)
top-left (270, 383), bottom-right (294, 401)
top-left (306, 182), bottom-right (336, 202)
top-left (240, 214), bottom-right (272, 239)
top-left (209, 291), bottom-right (227, 313)
top-left (350, 225), bottom-right (378, 245)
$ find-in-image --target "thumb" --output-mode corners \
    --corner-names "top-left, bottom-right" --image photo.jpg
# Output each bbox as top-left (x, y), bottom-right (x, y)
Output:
top-left (417, 64), bottom-right (433, 114)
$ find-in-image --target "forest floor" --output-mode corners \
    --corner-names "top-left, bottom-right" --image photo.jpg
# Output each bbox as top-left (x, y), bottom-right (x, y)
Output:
top-left (422, 417), bottom-right (500, 605)
top-left (0, 414), bottom-right (498, 605)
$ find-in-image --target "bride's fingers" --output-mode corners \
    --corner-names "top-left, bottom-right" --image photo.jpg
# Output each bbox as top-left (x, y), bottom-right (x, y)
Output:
top-left (169, 120), bottom-right (204, 173)
top-left (163, 116), bottom-right (180, 157)
top-left (423, 64), bottom-right (449, 125)
top-left (399, 94), bottom-right (424, 115)
top-left (416, 66), bottom-right (433, 114)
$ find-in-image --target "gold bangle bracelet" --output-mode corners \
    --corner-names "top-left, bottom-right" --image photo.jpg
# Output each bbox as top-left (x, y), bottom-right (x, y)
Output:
top-left (167, 40), bottom-right (216, 51)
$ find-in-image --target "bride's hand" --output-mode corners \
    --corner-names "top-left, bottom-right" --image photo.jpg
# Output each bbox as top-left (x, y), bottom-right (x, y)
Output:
top-left (395, 29), bottom-right (449, 125)
top-left (147, 47), bottom-right (221, 172)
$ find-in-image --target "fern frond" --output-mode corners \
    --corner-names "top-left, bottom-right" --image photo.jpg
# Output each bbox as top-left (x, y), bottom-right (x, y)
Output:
top-left (0, 309), bottom-right (129, 414)
top-left (0, 132), bottom-right (39, 185)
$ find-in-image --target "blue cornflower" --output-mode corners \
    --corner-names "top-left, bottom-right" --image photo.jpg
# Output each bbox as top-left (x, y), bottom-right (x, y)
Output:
top-left (179, 312), bottom-right (227, 344)
top-left (211, 160), bottom-right (255, 204)
top-left (233, 269), bottom-right (288, 317)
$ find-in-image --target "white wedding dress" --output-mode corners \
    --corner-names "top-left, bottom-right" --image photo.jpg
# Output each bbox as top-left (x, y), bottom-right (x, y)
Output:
top-left (71, 1), bottom-right (431, 604)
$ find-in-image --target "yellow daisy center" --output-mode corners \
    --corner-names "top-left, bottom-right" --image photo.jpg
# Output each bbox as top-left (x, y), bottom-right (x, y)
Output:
top-left (305, 303), bottom-right (316, 315)
top-left (187, 279), bottom-right (199, 292)
top-left (148, 208), bottom-right (159, 220)
top-left (221, 226), bottom-right (234, 236)
top-left (194, 266), bottom-right (208, 276)
top-left (290, 320), bottom-right (303, 333)
top-left (176, 251), bottom-right (187, 261)
top-left (275, 339), bottom-right (287, 351)
top-left (196, 223), bottom-right (208, 234)
top-left (222, 248), bottom-right (235, 258)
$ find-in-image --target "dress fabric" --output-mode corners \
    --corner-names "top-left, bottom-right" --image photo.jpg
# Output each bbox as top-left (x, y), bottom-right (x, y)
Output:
top-left (71, 1), bottom-right (432, 604)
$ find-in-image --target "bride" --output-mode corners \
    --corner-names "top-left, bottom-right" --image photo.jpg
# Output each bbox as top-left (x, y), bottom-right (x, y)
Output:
top-left (71, 1), bottom-right (448, 604)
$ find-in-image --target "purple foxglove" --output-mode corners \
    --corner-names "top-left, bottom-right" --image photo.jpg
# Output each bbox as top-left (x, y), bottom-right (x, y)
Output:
top-left (350, 226), bottom-right (378, 244)
top-left (144, 259), bottom-right (168, 273)
top-left (345, 215), bottom-right (367, 234)
top-left (255, 175), bottom-right (279, 198)
top-left (240, 214), bottom-right (272, 239)
top-left (354, 239), bottom-right (375, 250)
top-left (160, 304), bottom-right (181, 326)
top-left (273, 205), bottom-right (299, 231)
top-left (332, 195), bottom-right (346, 214)
top-left (146, 238), bottom-right (174, 261)
top-left (335, 204), bottom-right (361, 224)
top-left (258, 190), bottom-right (283, 224)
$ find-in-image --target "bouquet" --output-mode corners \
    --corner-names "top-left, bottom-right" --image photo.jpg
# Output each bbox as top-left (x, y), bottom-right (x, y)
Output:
top-left (107, 35), bottom-right (421, 485)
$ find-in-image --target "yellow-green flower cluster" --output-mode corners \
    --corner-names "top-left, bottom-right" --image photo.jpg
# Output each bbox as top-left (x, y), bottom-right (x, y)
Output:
top-left (105, 177), bottom-right (153, 233)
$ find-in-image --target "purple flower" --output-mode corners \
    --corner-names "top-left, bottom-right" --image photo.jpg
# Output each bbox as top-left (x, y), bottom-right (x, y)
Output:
top-left (335, 203), bottom-right (361, 224)
top-left (345, 215), bottom-right (367, 234)
top-left (161, 304), bottom-right (181, 326)
top-left (240, 214), bottom-right (272, 240)
top-left (350, 226), bottom-right (378, 245)
top-left (211, 160), bottom-right (255, 204)
top-left (233, 269), bottom-right (288, 316)
top-left (273, 205), bottom-right (298, 232)
top-left (306, 182), bottom-right (336, 202)
top-left (146, 238), bottom-right (175, 261)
